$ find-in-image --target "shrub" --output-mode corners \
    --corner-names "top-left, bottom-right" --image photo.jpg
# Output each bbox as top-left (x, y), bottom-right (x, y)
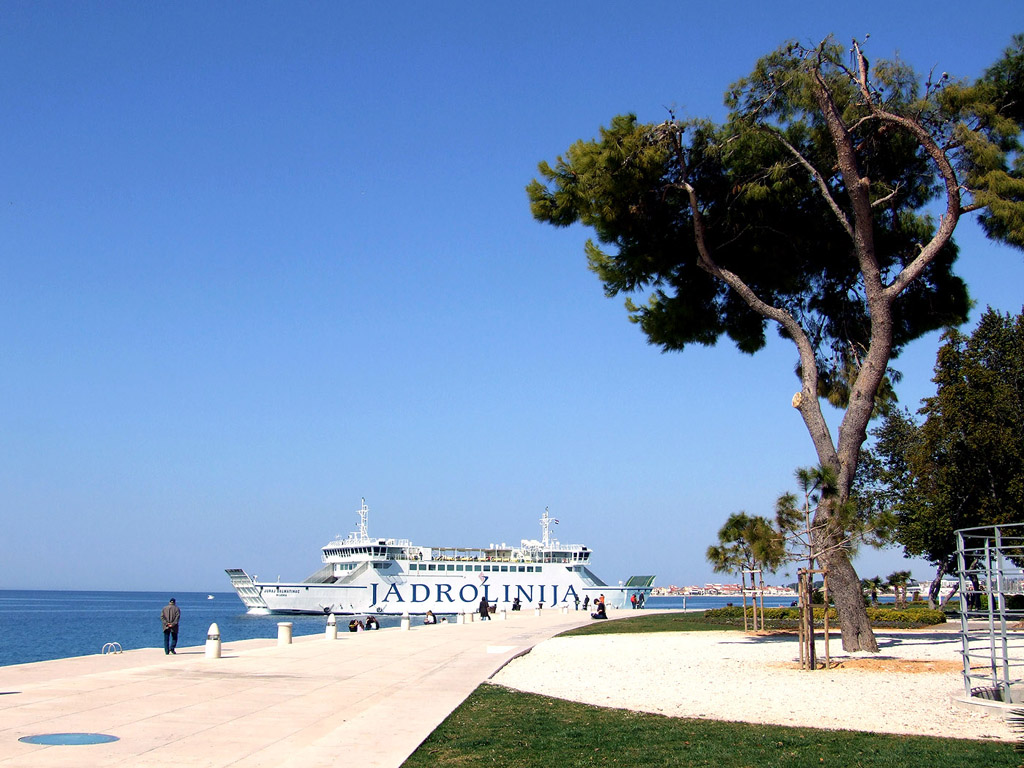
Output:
top-left (865, 606), bottom-right (945, 626)
top-left (702, 605), bottom-right (945, 628)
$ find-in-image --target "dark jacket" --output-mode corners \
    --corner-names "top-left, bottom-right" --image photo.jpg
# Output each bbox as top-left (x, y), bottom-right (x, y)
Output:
top-left (161, 604), bottom-right (181, 630)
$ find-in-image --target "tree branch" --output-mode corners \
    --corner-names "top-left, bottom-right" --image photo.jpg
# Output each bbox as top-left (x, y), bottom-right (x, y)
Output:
top-left (773, 132), bottom-right (854, 238)
top-left (663, 133), bottom-right (840, 471)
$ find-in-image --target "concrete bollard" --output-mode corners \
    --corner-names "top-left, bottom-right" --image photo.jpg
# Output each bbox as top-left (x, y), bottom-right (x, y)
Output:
top-left (277, 621), bottom-right (293, 645)
top-left (498, 609), bottom-right (507, 621)
top-left (458, 611), bottom-right (466, 625)
top-left (534, 605), bottom-right (542, 616)
top-left (561, 605), bottom-right (568, 614)
top-left (205, 622), bottom-right (222, 659)
top-left (400, 612), bottom-right (410, 631)
top-left (325, 613), bottom-right (337, 640)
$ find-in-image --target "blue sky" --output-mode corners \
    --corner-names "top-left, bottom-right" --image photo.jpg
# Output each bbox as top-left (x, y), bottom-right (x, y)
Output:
top-left (2, 2), bottom-right (1022, 593)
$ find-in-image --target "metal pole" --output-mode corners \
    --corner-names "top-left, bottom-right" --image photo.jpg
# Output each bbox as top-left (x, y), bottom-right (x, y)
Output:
top-left (957, 529), bottom-right (972, 698)
top-left (822, 572), bottom-right (830, 670)
top-left (995, 527), bottom-right (1012, 697)
top-left (984, 538), bottom-right (999, 694)
top-left (797, 571), bottom-right (805, 669)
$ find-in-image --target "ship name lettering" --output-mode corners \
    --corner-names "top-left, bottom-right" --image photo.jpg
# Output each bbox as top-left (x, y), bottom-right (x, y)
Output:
top-left (411, 584), bottom-right (430, 603)
top-left (366, 581), bottom-right (579, 608)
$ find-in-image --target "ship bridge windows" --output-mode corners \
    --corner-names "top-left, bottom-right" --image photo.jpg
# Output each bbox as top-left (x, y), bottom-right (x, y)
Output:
top-left (406, 562), bottom-right (546, 573)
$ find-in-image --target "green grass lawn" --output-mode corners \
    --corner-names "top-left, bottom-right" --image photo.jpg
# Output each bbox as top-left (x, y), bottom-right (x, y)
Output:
top-left (561, 610), bottom-right (739, 636)
top-left (403, 684), bottom-right (1018, 768)
top-left (563, 607), bottom-right (946, 636)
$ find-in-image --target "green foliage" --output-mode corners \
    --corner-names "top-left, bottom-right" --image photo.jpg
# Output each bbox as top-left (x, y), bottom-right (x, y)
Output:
top-left (527, 37), bottom-right (993, 373)
top-left (965, 34), bottom-right (1024, 250)
top-left (707, 511), bottom-right (786, 578)
top-left (860, 307), bottom-right (1024, 571)
top-left (405, 684), bottom-right (1016, 768)
top-left (861, 575), bottom-right (884, 604)
top-left (561, 611), bottom-right (737, 637)
top-left (703, 605), bottom-right (946, 628)
top-left (529, 33), bottom-right (1023, 650)
top-left (864, 606), bottom-right (947, 626)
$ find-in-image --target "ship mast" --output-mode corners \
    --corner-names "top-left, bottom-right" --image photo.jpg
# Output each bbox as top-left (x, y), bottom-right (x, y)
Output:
top-left (540, 507), bottom-right (553, 547)
top-left (357, 498), bottom-right (369, 542)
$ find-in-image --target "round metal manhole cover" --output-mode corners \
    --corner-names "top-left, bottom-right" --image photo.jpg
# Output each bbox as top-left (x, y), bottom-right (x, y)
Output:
top-left (19, 733), bottom-right (119, 746)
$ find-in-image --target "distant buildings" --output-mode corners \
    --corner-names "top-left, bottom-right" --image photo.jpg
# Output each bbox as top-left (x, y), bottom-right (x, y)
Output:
top-left (652, 576), bottom-right (966, 601)
top-left (652, 583), bottom-right (797, 597)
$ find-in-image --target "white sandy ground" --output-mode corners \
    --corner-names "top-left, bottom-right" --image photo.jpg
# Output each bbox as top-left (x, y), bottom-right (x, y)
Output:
top-left (490, 627), bottom-right (1017, 742)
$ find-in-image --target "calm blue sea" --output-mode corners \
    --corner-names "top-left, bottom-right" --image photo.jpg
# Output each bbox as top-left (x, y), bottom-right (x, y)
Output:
top-left (642, 595), bottom-right (798, 610)
top-left (0, 590), bottom-right (404, 668)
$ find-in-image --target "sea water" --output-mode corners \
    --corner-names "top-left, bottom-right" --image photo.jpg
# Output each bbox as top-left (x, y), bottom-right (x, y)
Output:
top-left (0, 590), bottom-right (802, 668)
top-left (0, 590), bottom-right (402, 668)
top-left (643, 595), bottom-right (798, 611)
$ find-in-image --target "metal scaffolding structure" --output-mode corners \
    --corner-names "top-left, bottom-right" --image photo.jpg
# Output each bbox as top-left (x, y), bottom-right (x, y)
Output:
top-left (956, 524), bottom-right (1024, 704)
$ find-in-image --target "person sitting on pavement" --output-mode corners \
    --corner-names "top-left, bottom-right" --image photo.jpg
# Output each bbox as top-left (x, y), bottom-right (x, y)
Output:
top-left (423, 610), bottom-right (437, 625)
top-left (591, 601), bottom-right (607, 620)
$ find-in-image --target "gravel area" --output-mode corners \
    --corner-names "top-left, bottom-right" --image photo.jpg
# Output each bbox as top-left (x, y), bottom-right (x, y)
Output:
top-left (490, 626), bottom-right (1016, 742)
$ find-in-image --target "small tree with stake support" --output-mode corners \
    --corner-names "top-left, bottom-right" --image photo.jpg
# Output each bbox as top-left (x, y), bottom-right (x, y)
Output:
top-left (706, 512), bottom-right (784, 633)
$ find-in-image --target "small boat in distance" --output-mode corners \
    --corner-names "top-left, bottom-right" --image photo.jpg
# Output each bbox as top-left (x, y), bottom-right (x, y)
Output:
top-left (207, 595), bottom-right (214, 599)
top-left (227, 499), bottom-right (654, 616)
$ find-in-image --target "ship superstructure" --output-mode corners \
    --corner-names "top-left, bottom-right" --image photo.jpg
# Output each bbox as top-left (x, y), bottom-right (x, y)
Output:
top-left (227, 500), bottom-right (652, 615)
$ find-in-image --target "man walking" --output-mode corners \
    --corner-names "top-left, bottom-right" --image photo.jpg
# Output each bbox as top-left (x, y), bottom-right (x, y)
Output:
top-left (161, 598), bottom-right (180, 655)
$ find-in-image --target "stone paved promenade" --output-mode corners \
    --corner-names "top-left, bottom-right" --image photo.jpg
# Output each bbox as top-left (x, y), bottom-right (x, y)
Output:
top-left (0, 608), bottom-right (596, 767)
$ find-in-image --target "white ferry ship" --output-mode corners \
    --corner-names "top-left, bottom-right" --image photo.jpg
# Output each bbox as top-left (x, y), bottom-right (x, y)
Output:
top-left (227, 500), bottom-right (654, 616)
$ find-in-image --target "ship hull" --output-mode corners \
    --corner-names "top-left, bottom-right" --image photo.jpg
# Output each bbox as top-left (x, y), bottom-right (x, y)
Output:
top-left (227, 567), bottom-right (629, 615)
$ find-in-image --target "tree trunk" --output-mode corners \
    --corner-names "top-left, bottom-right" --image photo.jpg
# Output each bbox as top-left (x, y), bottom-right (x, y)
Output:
top-left (818, 548), bottom-right (879, 653)
top-left (929, 557), bottom-right (959, 610)
top-left (927, 563), bottom-right (947, 609)
top-left (939, 583), bottom-right (960, 610)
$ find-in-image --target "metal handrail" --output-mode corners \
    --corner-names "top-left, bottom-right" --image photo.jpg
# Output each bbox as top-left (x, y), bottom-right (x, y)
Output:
top-left (957, 524), bottom-right (1024, 703)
